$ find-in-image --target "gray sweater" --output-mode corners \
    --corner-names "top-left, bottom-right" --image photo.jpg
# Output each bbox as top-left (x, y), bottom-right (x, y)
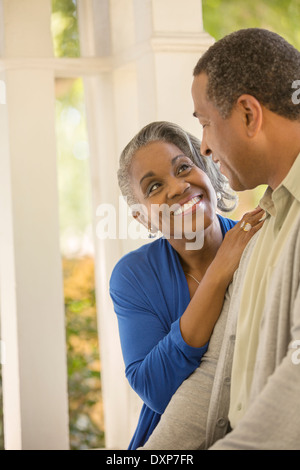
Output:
top-left (142, 214), bottom-right (300, 450)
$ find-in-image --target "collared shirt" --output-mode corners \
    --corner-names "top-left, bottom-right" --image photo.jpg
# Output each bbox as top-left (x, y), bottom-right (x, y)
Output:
top-left (228, 153), bottom-right (300, 428)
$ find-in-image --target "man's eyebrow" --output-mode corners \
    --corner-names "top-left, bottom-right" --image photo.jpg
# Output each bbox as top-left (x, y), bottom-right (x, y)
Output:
top-left (139, 155), bottom-right (186, 187)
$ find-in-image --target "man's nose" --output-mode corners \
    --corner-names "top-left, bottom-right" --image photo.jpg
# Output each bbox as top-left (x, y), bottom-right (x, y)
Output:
top-left (200, 134), bottom-right (212, 157)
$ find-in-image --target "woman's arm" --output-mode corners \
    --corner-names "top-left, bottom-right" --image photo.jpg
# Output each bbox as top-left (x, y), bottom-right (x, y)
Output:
top-left (110, 280), bottom-right (208, 413)
top-left (180, 208), bottom-right (264, 347)
top-left (140, 286), bottom-right (232, 450)
top-left (110, 208), bottom-right (264, 412)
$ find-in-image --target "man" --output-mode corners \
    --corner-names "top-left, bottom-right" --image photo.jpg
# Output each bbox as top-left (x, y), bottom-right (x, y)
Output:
top-left (141, 28), bottom-right (300, 450)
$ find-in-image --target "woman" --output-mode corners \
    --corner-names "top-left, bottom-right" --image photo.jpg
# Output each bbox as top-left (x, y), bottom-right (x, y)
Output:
top-left (109, 121), bottom-right (264, 449)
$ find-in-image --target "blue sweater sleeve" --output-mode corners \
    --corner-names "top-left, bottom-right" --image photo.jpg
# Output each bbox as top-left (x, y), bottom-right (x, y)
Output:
top-left (110, 248), bottom-right (208, 414)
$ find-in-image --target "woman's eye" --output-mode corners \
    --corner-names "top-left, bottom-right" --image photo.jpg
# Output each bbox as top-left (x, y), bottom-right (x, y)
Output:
top-left (178, 163), bottom-right (192, 174)
top-left (147, 182), bottom-right (160, 195)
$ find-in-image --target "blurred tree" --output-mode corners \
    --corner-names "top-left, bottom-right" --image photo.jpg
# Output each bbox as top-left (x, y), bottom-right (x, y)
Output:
top-left (51, 0), bottom-right (92, 253)
top-left (63, 257), bottom-right (104, 450)
top-left (51, 0), bottom-right (103, 450)
top-left (202, 0), bottom-right (300, 48)
top-left (55, 77), bottom-right (93, 257)
top-left (51, 0), bottom-right (80, 57)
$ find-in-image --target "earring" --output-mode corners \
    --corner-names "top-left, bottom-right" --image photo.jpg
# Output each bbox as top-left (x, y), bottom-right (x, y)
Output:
top-left (216, 192), bottom-right (221, 201)
top-left (148, 227), bottom-right (156, 239)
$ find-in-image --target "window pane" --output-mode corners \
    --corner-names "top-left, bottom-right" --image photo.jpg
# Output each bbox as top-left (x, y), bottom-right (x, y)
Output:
top-left (55, 77), bottom-right (105, 449)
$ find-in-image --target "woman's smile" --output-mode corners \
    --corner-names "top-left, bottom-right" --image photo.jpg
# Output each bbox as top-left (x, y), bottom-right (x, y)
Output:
top-left (173, 194), bottom-right (204, 216)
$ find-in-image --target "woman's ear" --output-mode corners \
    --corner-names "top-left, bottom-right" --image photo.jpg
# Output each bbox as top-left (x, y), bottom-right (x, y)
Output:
top-left (132, 210), bottom-right (149, 230)
top-left (236, 94), bottom-right (263, 138)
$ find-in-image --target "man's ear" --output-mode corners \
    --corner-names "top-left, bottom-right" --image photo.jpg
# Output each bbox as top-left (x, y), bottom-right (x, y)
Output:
top-left (236, 94), bottom-right (263, 138)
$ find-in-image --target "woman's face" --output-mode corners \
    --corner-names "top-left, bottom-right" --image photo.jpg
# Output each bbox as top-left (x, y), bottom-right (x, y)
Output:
top-left (129, 140), bottom-right (218, 240)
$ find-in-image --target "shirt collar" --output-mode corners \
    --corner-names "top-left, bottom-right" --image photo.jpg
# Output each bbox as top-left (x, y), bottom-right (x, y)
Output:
top-left (259, 153), bottom-right (300, 217)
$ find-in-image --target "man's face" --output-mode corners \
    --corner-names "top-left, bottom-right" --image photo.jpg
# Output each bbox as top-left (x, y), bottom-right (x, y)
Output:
top-left (192, 73), bottom-right (261, 191)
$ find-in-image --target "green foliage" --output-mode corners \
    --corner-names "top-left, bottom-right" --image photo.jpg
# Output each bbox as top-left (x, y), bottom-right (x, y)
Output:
top-left (51, 0), bottom-right (80, 57)
top-left (0, 257), bottom-right (104, 451)
top-left (63, 257), bottom-right (105, 450)
top-left (51, 0), bottom-right (101, 447)
top-left (202, 0), bottom-right (300, 49)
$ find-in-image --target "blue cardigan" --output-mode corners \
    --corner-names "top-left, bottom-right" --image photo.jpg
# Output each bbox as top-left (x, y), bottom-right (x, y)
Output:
top-left (109, 215), bottom-right (236, 449)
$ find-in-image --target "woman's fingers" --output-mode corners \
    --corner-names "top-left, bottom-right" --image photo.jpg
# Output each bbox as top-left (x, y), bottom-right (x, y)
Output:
top-left (237, 207), bottom-right (266, 235)
top-left (240, 207), bottom-right (265, 224)
top-left (251, 219), bottom-right (265, 233)
top-left (221, 207), bottom-right (266, 261)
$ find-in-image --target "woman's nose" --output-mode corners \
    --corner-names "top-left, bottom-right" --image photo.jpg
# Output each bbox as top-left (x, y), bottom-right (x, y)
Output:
top-left (167, 178), bottom-right (190, 199)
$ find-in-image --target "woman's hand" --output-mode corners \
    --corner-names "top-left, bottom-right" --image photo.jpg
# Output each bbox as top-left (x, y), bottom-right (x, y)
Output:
top-left (210, 207), bottom-right (265, 284)
top-left (180, 207), bottom-right (265, 348)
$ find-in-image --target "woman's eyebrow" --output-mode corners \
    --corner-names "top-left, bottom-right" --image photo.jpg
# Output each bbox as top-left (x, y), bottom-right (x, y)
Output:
top-left (139, 155), bottom-right (186, 187)
top-left (171, 154), bottom-right (185, 164)
top-left (139, 171), bottom-right (155, 187)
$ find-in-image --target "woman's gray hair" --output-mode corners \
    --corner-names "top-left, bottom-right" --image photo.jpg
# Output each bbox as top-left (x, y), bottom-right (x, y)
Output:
top-left (118, 121), bottom-right (237, 212)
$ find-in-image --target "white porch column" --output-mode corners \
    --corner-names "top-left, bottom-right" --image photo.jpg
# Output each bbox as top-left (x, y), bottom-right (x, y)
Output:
top-left (133, 0), bottom-right (214, 132)
top-left (78, 0), bottom-right (143, 451)
top-left (0, 0), bottom-right (69, 449)
top-left (78, 0), bottom-right (213, 449)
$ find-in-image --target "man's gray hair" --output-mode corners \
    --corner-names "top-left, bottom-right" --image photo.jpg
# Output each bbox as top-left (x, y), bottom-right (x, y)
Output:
top-left (193, 28), bottom-right (300, 120)
top-left (118, 121), bottom-right (237, 212)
